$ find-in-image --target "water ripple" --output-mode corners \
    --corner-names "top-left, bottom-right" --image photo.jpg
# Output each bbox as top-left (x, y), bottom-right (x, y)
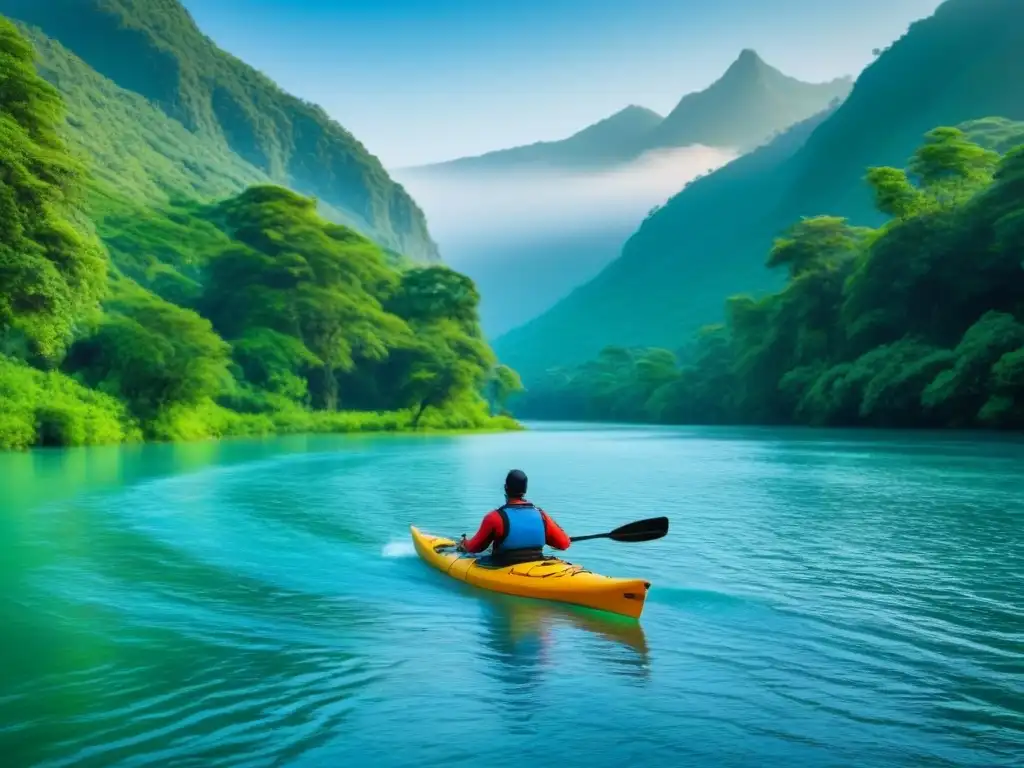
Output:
top-left (2, 427), bottom-right (1023, 767)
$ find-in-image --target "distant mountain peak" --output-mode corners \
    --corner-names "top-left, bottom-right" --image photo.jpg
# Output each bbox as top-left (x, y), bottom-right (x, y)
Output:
top-left (406, 103), bottom-right (663, 173)
top-left (617, 104), bottom-right (661, 117)
top-left (648, 50), bottom-right (854, 151)
top-left (721, 49), bottom-right (784, 84)
top-left (735, 48), bottom-right (764, 65)
top-left (581, 104), bottom-right (663, 133)
top-left (402, 50), bottom-right (850, 176)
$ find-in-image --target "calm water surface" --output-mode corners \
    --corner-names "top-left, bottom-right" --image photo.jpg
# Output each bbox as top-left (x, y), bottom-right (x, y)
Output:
top-left (1, 424), bottom-right (1023, 767)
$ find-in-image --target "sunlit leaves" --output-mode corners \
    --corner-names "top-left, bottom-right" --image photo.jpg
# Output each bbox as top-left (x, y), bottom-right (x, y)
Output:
top-left (0, 18), bottom-right (106, 362)
top-left (766, 216), bottom-right (870, 278)
top-left (865, 166), bottom-right (925, 220)
top-left (908, 126), bottom-right (999, 205)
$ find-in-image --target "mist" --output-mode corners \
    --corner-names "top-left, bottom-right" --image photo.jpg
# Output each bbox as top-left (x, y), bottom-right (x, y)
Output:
top-left (392, 144), bottom-right (739, 252)
top-left (389, 144), bottom-right (739, 338)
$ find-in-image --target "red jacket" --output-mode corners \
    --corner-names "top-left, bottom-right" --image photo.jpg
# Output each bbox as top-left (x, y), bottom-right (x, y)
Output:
top-left (463, 498), bottom-right (571, 553)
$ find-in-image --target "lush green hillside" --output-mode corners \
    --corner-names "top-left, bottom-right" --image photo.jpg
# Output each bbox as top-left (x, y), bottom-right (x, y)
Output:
top-left (0, 18), bottom-right (514, 451)
top-left (514, 123), bottom-right (1024, 430)
top-left (407, 50), bottom-right (849, 175)
top-left (11, 25), bottom-right (419, 308)
top-left (494, 0), bottom-right (1024, 380)
top-left (0, 0), bottom-right (439, 262)
top-left (647, 49), bottom-right (851, 152)
top-left (11, 24), bottom-right (263, 304)
top-left (19, 24), bottom-right (266, 204)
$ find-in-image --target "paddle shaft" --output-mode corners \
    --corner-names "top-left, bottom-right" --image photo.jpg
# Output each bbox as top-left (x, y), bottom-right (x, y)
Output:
top-left (569, 532), bottom-right (611, 542)
top-left (569, 516), bottom-right (669, 544)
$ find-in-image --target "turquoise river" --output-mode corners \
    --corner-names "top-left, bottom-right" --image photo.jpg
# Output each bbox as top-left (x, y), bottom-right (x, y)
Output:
top-left (1, 424), bottom-right (1022, 767)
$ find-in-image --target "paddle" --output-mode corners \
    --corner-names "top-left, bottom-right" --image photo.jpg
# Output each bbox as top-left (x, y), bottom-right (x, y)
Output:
top-left (569, 516), bottom-right (669, 544)
top-left (443, 516), bottom-right (669, 553)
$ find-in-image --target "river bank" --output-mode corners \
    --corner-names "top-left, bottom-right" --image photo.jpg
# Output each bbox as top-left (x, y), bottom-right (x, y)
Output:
top-left (0, 354), bottom-right (520, 452)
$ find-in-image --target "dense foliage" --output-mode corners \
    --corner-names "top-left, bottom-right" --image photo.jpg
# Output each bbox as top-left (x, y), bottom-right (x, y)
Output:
top-left (494, 0), bottom-right (1024, 380)
top-left (0, 0), bottom-right (438, 262)
top-left (0, 19), bottom-right (515, 450)
top-left (0, 19), bottom-right (106, 363)
top-left (515, 126), bottom-right (1024, 430)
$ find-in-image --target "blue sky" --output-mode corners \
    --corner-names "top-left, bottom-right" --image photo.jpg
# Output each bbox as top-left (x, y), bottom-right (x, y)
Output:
top-left (180, 0), bottom-right (944, 168)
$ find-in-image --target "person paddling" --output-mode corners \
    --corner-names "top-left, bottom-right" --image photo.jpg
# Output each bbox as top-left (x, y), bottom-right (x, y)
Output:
top-left (457, 470), bottom-right (570, 565)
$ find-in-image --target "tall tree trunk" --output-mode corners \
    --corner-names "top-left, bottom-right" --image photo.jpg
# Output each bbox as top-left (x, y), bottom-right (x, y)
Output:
top-left (411, 400), bottom-right (429, 428)
top-left (310, 364), bottom-right (338, 410)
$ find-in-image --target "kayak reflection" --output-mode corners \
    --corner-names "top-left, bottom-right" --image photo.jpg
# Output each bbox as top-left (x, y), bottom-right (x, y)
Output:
top-left (474, 591), bottom-right (650, 681)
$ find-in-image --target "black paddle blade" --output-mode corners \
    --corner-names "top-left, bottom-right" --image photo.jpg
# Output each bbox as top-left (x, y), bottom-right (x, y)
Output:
top-left (608, 516), bottom-right (669, 543)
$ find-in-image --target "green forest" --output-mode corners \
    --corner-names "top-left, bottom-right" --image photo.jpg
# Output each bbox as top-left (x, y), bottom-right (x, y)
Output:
top-left (493, 0), bottom-right (1024, 380)
top-left (0, 18), bottom-right (519, 451)
top-left (0, 0), bottom-right (438, 263)
top-left (515, 123), bottom-right (1024, 430)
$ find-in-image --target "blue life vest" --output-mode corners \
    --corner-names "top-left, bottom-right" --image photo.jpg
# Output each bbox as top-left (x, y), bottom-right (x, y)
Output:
top-left (493, 501), bottom-right (546, 563)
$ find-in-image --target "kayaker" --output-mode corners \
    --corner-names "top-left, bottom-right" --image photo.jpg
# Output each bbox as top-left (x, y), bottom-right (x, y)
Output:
top-left (456, 469), bottom-right (570, 565)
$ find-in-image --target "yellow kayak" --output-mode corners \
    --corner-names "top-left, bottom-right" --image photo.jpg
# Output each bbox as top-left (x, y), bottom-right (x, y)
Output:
top-left (409, 525), bottom-right (651, 619)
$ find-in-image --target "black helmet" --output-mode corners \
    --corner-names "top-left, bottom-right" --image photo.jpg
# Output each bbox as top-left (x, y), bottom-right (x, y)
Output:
top-left (504, 469), bottom-right (528, 498)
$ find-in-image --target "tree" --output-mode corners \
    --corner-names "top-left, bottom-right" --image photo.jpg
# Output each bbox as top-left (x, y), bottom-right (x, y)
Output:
top-left (0, 19), bottom-right (106, 363)
top-left (907, 126), bottom-right (999, 207)
top-left (921, 311), bottom-right (1024, 426)
top-left (199, 186), bottom-right (408, 410)
top-left (979, 346), bottom-right (1024, 427)
top-left (65, 283), bottom-right (233, 418)
top-left (513, 121), bottom-right (1024, 432)
top-left (230, 327), bottom-right (321, 402)
top-left (487, 364), bottom-right (524, 415)
top-left (396, 322), bottom-right (494, 427)
top-left (766, 216), bottom-right (868, 278)
top-left (865, 166), bottom-right (926, 220)
top-left (386, 265), bottom-right (481, 329)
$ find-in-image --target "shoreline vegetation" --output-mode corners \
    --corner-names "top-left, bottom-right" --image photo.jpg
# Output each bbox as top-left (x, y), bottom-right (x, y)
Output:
top-left (0, 18), bottom-right (521, 452)
top-left (0, 351), bottom-right (521, 452)
top-left (514, 121), bottom-right (1024, 432)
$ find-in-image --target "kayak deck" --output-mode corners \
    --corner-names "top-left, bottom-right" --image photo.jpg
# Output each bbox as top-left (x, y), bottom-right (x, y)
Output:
top-left (409, 525), bottom-right (650, 619)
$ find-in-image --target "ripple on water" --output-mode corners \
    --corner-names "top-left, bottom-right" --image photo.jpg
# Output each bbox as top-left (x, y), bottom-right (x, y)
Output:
top-left (2, 427), bottom-right (1023, 767)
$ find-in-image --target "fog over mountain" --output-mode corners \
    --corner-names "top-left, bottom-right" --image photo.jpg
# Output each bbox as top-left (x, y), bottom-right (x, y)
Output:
top-left (396, 144), bottom-right (737, 245)
top-left (391, 49), bottom-right (850, 337)
top-left (393, 144), bottom-right (737, 336)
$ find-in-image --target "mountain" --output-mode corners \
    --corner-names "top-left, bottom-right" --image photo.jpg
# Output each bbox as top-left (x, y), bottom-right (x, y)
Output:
top-left (492, 0), bottom-right (1024, 380)
top-left (396, 50), bottom-right (841, 338)
top-left (394, 141), bottom-right (738, 337)
top-left (647, 49), bottom-right (852, 152)
top-left (0, 15), bottom-right (512, 450)
top-left (513, 117), bottom-right (1024, 430)
top-left (0, 0), bottom-right (439, 262)
top-left (406, 50), bottom-right (850, 176)
top-left (404, 106), bottom-right (664, 175)
top-left (18, 26), bottom-right (266, 202)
